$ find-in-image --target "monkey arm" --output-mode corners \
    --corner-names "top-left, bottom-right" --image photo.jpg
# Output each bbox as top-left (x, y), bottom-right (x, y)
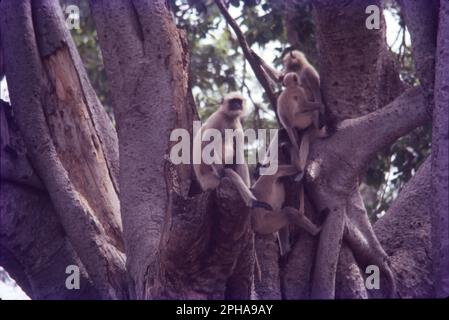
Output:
top-left (251, 49), bottom-right (283, 84)
top-left (301, 68), bottom-right (322, 104)
top-left (223, 168), bottom-right (272, 211)
top-left (301, 101), bottom-right (322, 113)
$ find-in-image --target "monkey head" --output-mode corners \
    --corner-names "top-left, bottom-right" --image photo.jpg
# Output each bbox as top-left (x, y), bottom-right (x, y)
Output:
top-left (282, 50), bottom-right (306, 72)
top-left (282, 72), bottom-right (300, 87)
top-left (221, 91), bottom-right (246, 118)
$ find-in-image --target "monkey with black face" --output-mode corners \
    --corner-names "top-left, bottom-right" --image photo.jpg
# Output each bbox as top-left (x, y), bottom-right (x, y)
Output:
top-left (276, 72), bottom-right (328, 219)
top-left (277, 72), bottom-right (325, 174)
top-left (253, 49), bottom-right (325, 129)
top-left (193, 92), bottom-right (271, 210)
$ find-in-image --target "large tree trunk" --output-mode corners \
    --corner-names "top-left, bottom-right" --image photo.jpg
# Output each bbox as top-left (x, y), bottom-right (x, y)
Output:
top-left (89, 0), bottom-right (255, 299)
top-left (431, 0), bottom-right (449, 298)
top-left (0, 0), bottom-right (445, 300)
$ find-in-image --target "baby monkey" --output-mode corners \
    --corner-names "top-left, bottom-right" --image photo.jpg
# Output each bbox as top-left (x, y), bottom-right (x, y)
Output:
top-left (277, 73), bottom-right (326, 177)
top-left (193, 92), bottom-right (271, 211)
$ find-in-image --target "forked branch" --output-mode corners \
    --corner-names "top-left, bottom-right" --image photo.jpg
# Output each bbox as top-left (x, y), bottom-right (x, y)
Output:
top-left (214, 0), bottom-right (278, 114)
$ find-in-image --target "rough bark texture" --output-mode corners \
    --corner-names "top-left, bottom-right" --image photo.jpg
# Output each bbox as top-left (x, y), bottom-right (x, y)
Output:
top-left (1, 100), bottom-right (100, 299)
top-left (431, 0), bottom-right (449, 298)
top-left (374, 159), bottom-right (433, 298)
top-left (91, 0), bottom-right (254, 299)
top-left (273, 1), bottom-right (419, 299)
top-left (399, 0), bottom-right (439, 107)
top-left (314, 0), bottom-right (404, 127)
top-left (0, 0), bottom-right (445, 300)
top-left (1, 0), bottom-right (126, 299)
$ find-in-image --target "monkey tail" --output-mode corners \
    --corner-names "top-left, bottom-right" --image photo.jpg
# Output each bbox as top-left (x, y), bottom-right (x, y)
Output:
top-left (254, 250), bottom-right (262, 282)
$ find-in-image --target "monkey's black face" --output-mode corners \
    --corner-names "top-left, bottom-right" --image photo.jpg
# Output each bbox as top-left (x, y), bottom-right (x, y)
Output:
top-left (228, 98), bottom-right (243, 111)
top-left (287, 62), bottom-right (301, 72)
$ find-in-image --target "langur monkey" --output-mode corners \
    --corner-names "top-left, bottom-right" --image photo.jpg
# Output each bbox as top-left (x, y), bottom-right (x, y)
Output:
top-left (277, 72), bottom-right (327, 219)
top-left (251, 163), bottom-right (321, 256)
top-left (253, 49), bottom-right (325, 129)
top-left (277, 72), bottom-right (325, 173)
top-left (193, 92), bottom-right (271, 210)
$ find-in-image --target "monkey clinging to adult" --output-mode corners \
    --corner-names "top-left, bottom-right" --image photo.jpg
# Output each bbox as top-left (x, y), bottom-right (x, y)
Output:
top-left (193, 92), bottom-right (272, 211)
top-left (276, 72), bottom-right (328, 220)
top-left (253, 49), bottom-right (326, 129)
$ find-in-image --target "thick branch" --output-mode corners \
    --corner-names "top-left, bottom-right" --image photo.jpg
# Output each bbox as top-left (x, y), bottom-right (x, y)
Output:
top-left (333, 86), bottom-right (428, 174)
top-left (0, 101), bottom-right (100, 299)
top-left (1, 0), bottom-right (126, 299)
top-left (214, 0), bottom-right (278, 111)
top-left (313, 0), bottom-right (404, 125)
top-left (374, 158), bottom-right (433, 298)
top-left (431, 2), bottom-right (449, 298)
top-left (399, 0), bottom-right (438, 106)
top-left (311, 199), bottom-right (346, 299)
top-left (91, 0), bottom-right (195, 299)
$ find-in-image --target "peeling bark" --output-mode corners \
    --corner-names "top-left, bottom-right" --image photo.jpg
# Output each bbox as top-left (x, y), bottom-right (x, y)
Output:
top-left (1, 0), bottom-right (126, 299)
top-left (0, 100), bottom-right (100, 300)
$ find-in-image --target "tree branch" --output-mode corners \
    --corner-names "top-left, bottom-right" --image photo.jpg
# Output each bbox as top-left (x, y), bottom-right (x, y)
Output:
top-left (398, 0), bottom-right (439, 106)
top-left (374, 158), bottom-right (433, 298)
top-left (0, 101), bottom-right (100, 299)
top-left (214, 0), bottom-right (278, 113)
top-left (330, 86), bottom-right (429, 175)
top-left (431, 2), bottom-right (449, 298)
top-left (1, 0), bottom-right (126, 299)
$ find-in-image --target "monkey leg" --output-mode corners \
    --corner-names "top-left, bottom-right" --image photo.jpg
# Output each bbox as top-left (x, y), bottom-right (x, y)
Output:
top-left (223, 168), bottom-right (272, 211)
top-left (196, 168), bottom-right (222, 191)
top-left (285, 126), bottom-right (302, 170)
top-left (284, 206), bottom-right (321, 236)
top-left (251, 208), bottom-right (290, 235)
top-left (293, 130), bottom-right (312, 184)
top-left (275, 164), bottom-right (301, 177)
top-left (252, 205), bottom-right (320, 237)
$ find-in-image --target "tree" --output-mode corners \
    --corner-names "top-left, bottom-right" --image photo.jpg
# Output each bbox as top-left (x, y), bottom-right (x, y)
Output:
top-left (0, 0), bottom-right (447, 300)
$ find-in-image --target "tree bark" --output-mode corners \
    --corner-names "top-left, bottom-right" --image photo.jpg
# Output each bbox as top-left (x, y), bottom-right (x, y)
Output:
top-left (374, 158), bottom-right (433, 298)
top-left (91, 0), bottom-right (254, 299)
top-left (1, 0), bottom-right (126, 299)
top-left (1, 100), bottom-right (101, 299)
top-left (431, 0), bottom-right (449, 298)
